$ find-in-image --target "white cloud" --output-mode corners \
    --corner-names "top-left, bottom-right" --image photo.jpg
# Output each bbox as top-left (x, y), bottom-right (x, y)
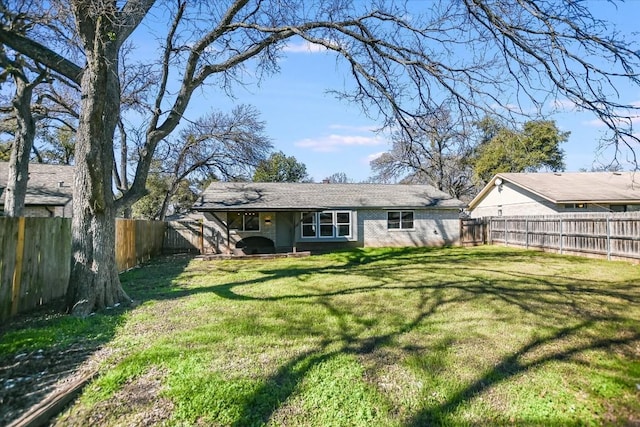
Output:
top-left (583, 111), bottom-right (640, 128)
top-left (283, 40), bottom-right (327, 54)
top-left (365, 151), bottom-right (385, 162)
top-left (295, 134), bottom-right (385, 152)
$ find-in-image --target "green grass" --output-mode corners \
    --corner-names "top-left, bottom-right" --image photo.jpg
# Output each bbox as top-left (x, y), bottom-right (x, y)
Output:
top-left (3, 246), bottom-right (639, 426)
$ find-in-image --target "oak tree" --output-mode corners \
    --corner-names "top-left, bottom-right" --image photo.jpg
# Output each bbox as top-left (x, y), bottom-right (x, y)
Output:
top-left (253, 151), bottom-right (310, 183)
top-left (1, 0), bottom-right (639, 315)
top-left (472, 119), bottom-right (568, 184)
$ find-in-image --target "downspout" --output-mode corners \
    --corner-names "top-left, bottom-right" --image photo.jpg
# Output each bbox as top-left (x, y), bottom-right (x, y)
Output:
top-left (292, 212), bottom-right (298, 253)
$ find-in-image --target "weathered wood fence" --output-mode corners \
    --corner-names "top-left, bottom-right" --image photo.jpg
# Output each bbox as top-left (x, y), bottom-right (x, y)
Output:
top-left (460, 218), bottom-right (486, 246)
top-left (164, 220), bottom-right (204, 253)
top-left (1, 218), bottom-right (167, 321)
top-left (0, 217), bottom-right (71, 321)
top-left (115, 219), bottom-right (166, 271)
top-left (486, 213), bottom-right (640, 261)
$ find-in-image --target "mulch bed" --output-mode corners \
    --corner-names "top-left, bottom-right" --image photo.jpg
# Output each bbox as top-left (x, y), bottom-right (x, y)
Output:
top-left (0, 304), bottom-right (106, 426)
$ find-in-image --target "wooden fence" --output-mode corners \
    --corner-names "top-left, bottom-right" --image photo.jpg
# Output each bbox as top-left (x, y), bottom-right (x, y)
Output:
top-left (115, 219), bottom-right (166, 271)
top-left (0, 217), bottom-right (71, 321)
top-left (1, 218), bottom-right (166, 321)
top-left (164, 220), bottom-right (204, 253)
top-left (460, 218), bottom-right (486, 246)
top-left (487, 213), bottom-right (640, 261)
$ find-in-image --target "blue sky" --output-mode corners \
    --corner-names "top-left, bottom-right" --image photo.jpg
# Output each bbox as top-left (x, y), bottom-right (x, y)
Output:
top-left (150, 1), bottom-right (640, 183)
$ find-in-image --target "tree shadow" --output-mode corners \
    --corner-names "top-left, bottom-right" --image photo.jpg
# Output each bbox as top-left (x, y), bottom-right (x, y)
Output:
top-left (0, 300), bottom-right (128, 425)
top-left (405, 320), bottom-right (640, 426)
top-left (117, 247), bottom-right (639, 425)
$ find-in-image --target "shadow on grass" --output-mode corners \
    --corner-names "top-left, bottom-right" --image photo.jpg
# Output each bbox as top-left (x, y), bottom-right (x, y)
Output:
top-left (0, 302), bottom-right (128, 425)
top-left (0, 254), bottom-right (195, 425)
top-left (114, 247), bottom-right (640, 425)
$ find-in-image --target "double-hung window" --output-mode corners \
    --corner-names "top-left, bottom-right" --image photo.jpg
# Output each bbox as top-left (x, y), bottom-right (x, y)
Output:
top-left (228, 211), bottom-right (260, 231)
top-left (301, 211), bottom-right (351, 238)
top-left (387, 211), bottom-right (414, 230)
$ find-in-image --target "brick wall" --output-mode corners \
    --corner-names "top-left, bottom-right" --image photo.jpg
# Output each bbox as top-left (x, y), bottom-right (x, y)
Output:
top-left (359, 209), bottom-right (460, 247)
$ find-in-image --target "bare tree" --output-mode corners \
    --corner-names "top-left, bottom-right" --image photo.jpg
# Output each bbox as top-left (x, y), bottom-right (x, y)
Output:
top-left (1, 0), bottom-right (639, 315)
top-left (371, 105), bottom-right (478, 200)
top-left (152, 104), bottom-right (272, 220)
top-left (325, 172), bottom-right (351, 184)
top-left (0, 55), bottom-right (47, 216)
top-left (0, 4), bottom-right (49, 216)
top-left (0, 0), bottom-right (82, 217)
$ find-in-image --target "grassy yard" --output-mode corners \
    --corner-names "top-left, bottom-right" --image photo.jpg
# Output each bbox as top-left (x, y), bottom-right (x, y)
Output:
top-left (3, 246), bottom-right (639, 426)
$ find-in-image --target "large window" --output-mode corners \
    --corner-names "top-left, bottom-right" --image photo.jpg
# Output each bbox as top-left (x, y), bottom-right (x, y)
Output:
top-left (228, 211), bottom-right (260, 231)
top-left (301, 211), bottom-right (351, 238)
top-left (387, 211), bottom-right (414, 230)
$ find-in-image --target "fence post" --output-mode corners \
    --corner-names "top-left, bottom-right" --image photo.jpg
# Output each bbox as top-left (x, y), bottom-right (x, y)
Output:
top-left (525, 219), bottom-right (529, 249)
top-left (606, 217), bottom-right (611, 260)
top-left (11, 217), bottom-right (26, 316)
top-left (504, 218), bottom-right (508, 246)
top-left (559, 217), bottom-right (563, 255)
top-left (484, 218), bottom-right (489, 245)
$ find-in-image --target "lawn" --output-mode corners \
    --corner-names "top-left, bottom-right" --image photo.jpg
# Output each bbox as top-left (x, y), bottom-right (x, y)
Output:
top-left (3, 246), bottom-right (640, 426)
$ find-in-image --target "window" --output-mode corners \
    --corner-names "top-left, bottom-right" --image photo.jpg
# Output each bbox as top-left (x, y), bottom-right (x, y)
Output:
top-left (302, 212), bottom-right (316, 237)
top-left (387, 211), bottom-right (414, 230)
top-left (563, 203), bottom-right (588, 209)
top-left (301, 211), bottom-right (351, 238)
top-left (228, 211), bottom-right (260, 231)
top-left (610, 205), bottom-right (627, 212)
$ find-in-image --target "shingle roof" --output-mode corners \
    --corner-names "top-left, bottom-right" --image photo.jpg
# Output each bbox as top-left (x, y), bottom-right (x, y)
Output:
top-left (195, 182), bottom-right (464, 211)
top-left (0, 162), bottom-right (74, 206)
top-left (468, 171), bottom-right (640, 208)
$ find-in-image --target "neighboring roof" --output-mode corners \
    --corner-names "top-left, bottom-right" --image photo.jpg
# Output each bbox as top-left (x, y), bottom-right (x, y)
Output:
top-left (195, 182), bottom-right (464, 211)
top-left (468, 172), bottom-right (640, 209)
top-left (0, 162), bottom-right (74, 206)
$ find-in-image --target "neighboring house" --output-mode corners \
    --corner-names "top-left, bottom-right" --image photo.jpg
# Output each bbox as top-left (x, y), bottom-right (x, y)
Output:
top-left (193, 182), bottom-right (465, 254)
top-left (467, 172), bottom-right (640, 218)
top-left (0, 162), bottom-right (74, 217)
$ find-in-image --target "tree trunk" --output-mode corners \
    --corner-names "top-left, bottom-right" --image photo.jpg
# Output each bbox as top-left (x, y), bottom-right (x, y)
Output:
top-left (66, 20), bottom-right (130, 316)
top-left (4, 76), bottom-right (36, 217)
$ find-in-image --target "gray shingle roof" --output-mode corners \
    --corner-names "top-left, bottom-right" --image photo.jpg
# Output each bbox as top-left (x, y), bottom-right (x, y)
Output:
top-left (469, 171), bottom-right (640, 208)
top-left (0, 162), bottom-right (74, 206)
top-left (195, 182), bottom-right (464, 211)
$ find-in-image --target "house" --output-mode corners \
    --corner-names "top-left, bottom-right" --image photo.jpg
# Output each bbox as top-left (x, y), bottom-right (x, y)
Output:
top-left (193, 182), bottom-right (465, 254)
top-left (0, 162), bottom-right (74, 217)
top-left (467, 172), bottom-right (640, 218)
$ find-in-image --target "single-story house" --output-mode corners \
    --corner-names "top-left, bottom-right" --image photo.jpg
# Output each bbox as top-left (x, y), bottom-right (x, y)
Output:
top-left (467, 172), bottom-right (640, 218)
top-left (193, 182), bottom-right (465, 254)
top-left (0, 162), bottom-right (74, 217)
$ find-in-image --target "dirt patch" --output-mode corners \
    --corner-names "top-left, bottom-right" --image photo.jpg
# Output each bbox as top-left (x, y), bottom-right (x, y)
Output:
top-left (52, 367), bottom-right (173, 426)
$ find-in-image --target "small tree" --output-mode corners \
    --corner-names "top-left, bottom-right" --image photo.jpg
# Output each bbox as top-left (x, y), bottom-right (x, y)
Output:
top-left (253, 151), bottom-right (310, 183)
top-left (472, 120), bottom-right (568, 184)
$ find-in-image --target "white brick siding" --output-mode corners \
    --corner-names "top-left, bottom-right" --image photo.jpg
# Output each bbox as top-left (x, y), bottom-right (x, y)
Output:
top-left (359, 209), bottom-right (460, 247)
